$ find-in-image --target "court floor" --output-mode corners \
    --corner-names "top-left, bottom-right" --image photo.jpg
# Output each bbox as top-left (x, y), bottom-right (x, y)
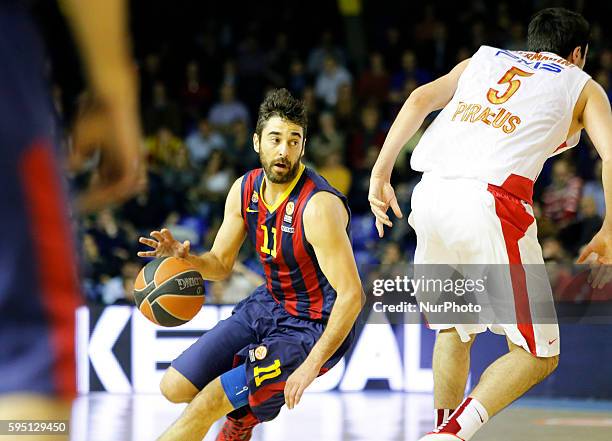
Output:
top-left (70, 392), bottom-right (612, 441)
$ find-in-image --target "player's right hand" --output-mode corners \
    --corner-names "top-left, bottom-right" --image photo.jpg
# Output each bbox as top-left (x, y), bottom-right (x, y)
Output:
top-left (368, 176), bottom-right (403, 238)
top-left (137, 228), bottom-right (191, 259)
top-left (577, 229), bottom-right (612, 289)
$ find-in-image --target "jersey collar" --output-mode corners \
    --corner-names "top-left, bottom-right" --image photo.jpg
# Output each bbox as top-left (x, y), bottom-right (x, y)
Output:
top-left (259, 163), bottom-right (305, 213)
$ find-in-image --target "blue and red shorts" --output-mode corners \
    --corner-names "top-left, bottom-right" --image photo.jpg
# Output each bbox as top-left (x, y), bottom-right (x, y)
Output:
top-left (172, 285), bottom-right (354, 422)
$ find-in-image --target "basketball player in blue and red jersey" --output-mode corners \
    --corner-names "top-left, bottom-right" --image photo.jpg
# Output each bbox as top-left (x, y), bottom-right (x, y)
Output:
top-left (138, 88), bottom-right (363, 441)
top-left (0, 0), bottom-right (142, 430)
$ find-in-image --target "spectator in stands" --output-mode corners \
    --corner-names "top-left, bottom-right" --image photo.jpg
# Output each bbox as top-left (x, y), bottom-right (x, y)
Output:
top-left (309, 111), bottom-right (345, 165)
top-left (348, 105), bottom-right (386, 170)
top-left (185, 117), bottom-right (226, 166)
top-left (315, 55), bottom-right (352, 107)
top-left (266, 32), bottom-right (293, 87)
top-left (209, 261), bottom-right (265, 304)
top-left (358, 51), bottom-right (390, 105)
top-left (582, 159), bottom-right (605, 217)
top-left (335, 83), bottom-right (358, 132)
top-left (143, 81), bottom-right (182, 135)
top-left (318, 150), bottom-right (352, 196)
top-left (288, 58), bottom-right (309, 97)
top-left (221, 59), bottom-right (238, 88)
top-left (573, 196), bottom-right (604, 256)
top-left (302, 86), bottom-right (320, 133)
top-left (307, 30), bottom-right (346, 75)
top-left (390, 50), bottom-right (431, 92)
top-left (145, 126), bottom-right (188, 170)
top-left (180, 61), bottom-right (211, 125)
top-left (208, 83), bottom-right (250, 132)
top-left (225, 119), bottom-right (259, 175)
top-left (101, 260), bottom-right (141, 305)
top-left (189, 150), bottom-right (234, 219)
top-left (541, 158), bottom-right (583, 229)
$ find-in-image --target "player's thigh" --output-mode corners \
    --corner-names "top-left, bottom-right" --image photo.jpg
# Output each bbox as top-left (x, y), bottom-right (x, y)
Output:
top-left (171, 312), bottom-right (256, 391)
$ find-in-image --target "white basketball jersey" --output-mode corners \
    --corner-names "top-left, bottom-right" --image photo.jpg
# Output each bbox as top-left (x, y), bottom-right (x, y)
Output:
top-left (411, 45), bottom-right (591, 199)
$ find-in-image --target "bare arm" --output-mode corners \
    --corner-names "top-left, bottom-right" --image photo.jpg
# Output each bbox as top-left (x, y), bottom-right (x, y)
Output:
top-left (62, 0), bottom-right (134, 103)
top-left (371, 58), bottom-right (470, 180)
top-left (368, 59), bottom-right (469, 237)
top-left (138, 177), bottom-right (247, 281)
top-left (577, 80), bottom-right (612, 279)
top-left (581, 81), bottom-right (612, 229)
top-left (62, 0), bottom-right (143, 212)
top-left (284, 192), bottom-right (363, 409)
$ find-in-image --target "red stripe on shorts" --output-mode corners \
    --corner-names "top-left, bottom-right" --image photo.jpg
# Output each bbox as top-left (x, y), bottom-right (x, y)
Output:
top-left (248, 381), bottom-right (287, 408)
top-left (19, 141), bottom-right (82, 399)
top-left (487, 182), bottom-right (537, 355)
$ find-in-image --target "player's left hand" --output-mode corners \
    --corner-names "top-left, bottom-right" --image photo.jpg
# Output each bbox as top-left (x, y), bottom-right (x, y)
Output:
top-left (284, 361), bottom-right (320, 410)
top-left (368, 176), bottom-right (403, 238)
top-left (577, 228), bottom-right (612, 289)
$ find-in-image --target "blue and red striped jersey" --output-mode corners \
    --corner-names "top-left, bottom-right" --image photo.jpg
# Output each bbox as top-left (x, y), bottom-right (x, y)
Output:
top-left (240, 164), bottom-right (351, 323)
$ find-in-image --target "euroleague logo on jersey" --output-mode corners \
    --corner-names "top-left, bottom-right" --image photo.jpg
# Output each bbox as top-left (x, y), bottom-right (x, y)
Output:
top-left (282, 201), bottom-right (296, 233)
top-left (285, 201), bottom-right (295, 216)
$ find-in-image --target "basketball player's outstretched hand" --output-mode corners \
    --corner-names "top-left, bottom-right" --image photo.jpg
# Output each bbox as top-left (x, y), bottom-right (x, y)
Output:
top-left (137, 228), bottom-right (190, 259)
top-left (369, 177), bottom-right (403, 238)
top-left (284, 361), bottom-right (319, 410)
top-left (577, 229), bottom-right (612, 289)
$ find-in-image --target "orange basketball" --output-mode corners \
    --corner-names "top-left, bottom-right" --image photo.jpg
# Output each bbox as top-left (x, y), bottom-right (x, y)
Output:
top-left (133, 257), bottom-right (205, 327)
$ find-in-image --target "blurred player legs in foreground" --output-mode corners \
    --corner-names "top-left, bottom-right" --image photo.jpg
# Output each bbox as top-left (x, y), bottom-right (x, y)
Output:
top-left (0, 0), bottom-right (142, 439)
top-left (138, 89), bottom-right (363, 441)
top-left (369, 7), bottom-right (612, 441)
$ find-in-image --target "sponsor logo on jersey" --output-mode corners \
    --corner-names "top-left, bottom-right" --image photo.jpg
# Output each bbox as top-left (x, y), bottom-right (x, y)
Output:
top-left (494, 49), bottom-right (565, 73)
top-left (281, 225), bottom-right (295, 234)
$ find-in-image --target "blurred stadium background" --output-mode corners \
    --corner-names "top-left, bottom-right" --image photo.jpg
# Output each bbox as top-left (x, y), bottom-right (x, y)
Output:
top-left (28, 1), bottom-right (612, 440)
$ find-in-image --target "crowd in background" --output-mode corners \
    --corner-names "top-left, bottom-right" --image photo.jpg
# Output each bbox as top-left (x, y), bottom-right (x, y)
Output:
top-left (37, 1), bottom-right (612, 305)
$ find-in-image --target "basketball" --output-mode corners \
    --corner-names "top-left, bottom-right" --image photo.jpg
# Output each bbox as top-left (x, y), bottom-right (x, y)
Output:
top-left (133, 256), bottom-right (205, 327)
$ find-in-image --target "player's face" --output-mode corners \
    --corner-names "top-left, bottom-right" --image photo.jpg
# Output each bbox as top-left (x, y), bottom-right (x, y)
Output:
top-left (254, 116), bottom-right (305, 184)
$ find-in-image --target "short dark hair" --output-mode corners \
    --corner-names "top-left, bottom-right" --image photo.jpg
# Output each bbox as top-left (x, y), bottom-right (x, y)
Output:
top-left (527, 8), bottom-right (589, 58)
top-left (255, 88), bottom-right (308, 139)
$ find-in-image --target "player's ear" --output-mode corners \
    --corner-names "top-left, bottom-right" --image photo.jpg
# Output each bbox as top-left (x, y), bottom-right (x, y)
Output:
top-left (300, 138), bottom-right (306, 158)
top-left (253, 133), bottom-right (260, 154)
top-left (570, 45), bottom-right (586, 67)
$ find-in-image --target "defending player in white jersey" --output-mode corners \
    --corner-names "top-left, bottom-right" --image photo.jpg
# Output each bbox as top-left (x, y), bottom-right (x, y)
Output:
top-left (369, 8), bottom-right (612, 441)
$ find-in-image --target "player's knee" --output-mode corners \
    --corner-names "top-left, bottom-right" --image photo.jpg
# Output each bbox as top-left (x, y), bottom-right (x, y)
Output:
top-left (532, 354), bottom-right (559, 382)
top-left (160, 368), bottom-right (198, 403)
top-left (544, 354), bottom-right (559, 376)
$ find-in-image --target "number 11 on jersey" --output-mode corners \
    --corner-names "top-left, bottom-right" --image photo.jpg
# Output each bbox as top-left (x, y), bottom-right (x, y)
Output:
top-left (260, 225), bottom-right (278, 258)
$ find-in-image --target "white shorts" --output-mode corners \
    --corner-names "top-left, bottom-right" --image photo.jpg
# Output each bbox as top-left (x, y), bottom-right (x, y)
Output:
top-left (409, 173), bottom-right (559, 358)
